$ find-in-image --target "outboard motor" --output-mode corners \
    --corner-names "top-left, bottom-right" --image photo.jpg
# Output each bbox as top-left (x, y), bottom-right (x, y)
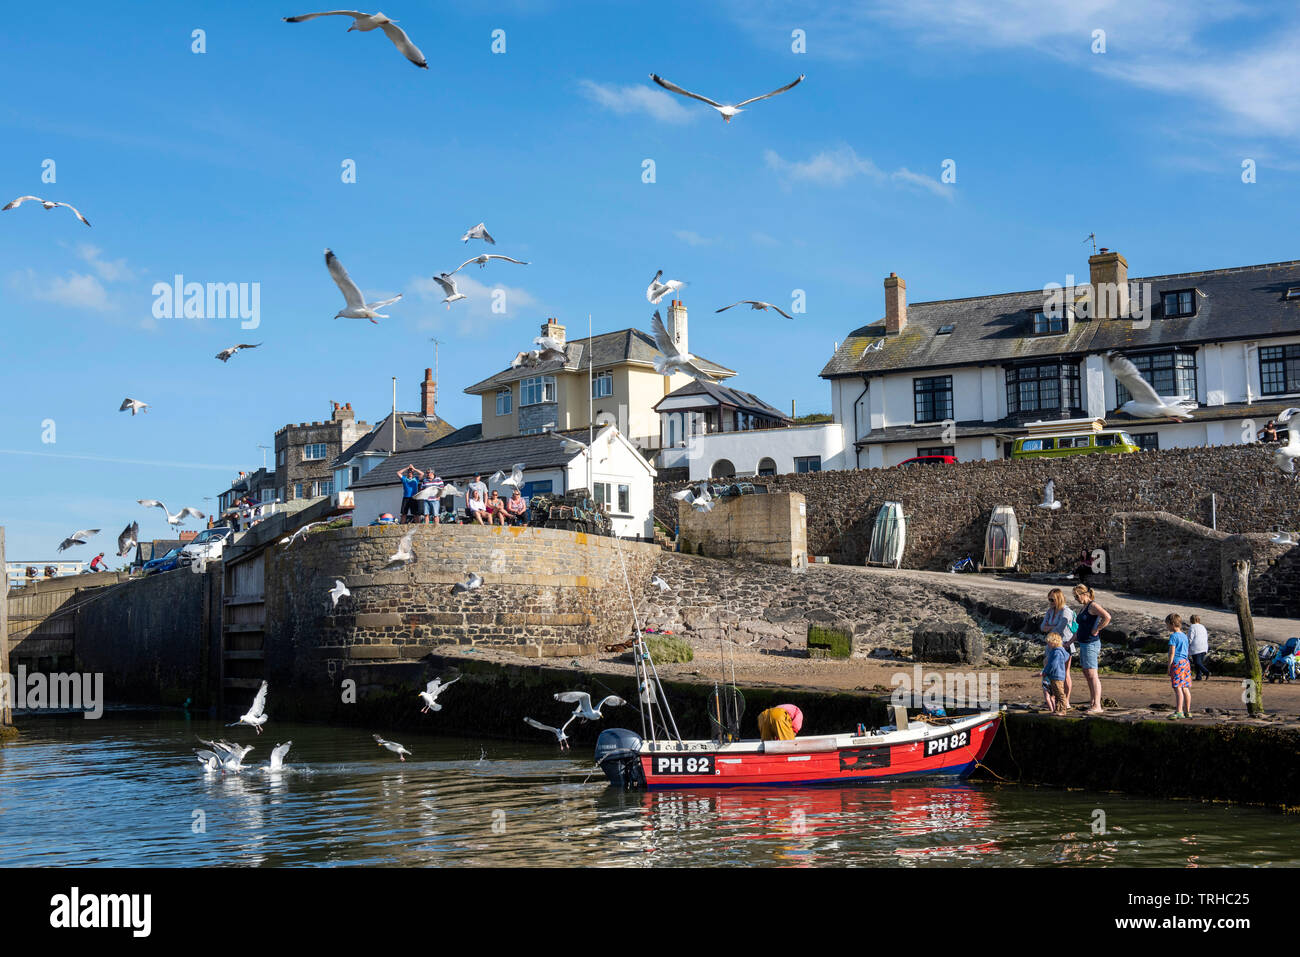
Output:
top-left (595, 728), bottom-right (645, 790)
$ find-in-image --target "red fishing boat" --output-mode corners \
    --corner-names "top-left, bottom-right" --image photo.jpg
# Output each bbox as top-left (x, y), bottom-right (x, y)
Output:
top-left (596, 634), bottom-right (1002, 791)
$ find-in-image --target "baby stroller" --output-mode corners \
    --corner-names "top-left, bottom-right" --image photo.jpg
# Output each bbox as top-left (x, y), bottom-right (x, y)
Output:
top-left (1265, 637), bottom-right (1298, 684)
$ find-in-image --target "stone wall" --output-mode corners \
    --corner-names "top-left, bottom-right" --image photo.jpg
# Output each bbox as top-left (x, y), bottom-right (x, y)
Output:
top-left (263, 524), bottom-right (661, 712)
top-left (676, 491), bottom-right (807, 568)
top-left (655, 445), bottom-right (1300, 577)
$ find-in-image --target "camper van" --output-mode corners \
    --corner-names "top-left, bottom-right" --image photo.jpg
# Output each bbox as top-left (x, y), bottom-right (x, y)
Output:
top-left (1010, 418), bottom-right (1139, 459)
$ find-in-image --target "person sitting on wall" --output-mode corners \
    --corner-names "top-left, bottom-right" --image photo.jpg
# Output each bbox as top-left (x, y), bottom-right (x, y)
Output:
top-left (466, 486), bottom-right (489, 525)
top-left (398, 464), bottom-right (423, 525)
top-left (505, 488), bottom-right (529, 526)
top-left (486, 489), bottom-right (510, 526)
top-left (758, 703), bottom-right (804, 741)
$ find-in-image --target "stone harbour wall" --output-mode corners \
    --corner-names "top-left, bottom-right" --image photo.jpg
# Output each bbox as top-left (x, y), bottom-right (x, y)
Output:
top-left (676, 491), bottom-right (808, 568)
top-left (655, 445), bottom-right (1300, 582)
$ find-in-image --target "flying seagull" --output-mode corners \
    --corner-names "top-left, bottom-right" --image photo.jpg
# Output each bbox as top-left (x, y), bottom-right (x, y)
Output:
top-left (452, 572), bottom-right (483, 594)
top-left (416, 481), bottom-right (458, 500)
top-left (864, 338), bottom-right (885, 352)
top-left (326, 248), bottom-right (400, 323)
top-left (280, 521), bottom-right (327, 547)
top-left (649, 575), bottom-right (671, 592)
top-left (117, 521), bottom-right (139, 558)
top-left (418, 675), bottom-right (460, 713)
top-left (453, 253), bottom-right (529, 272)
top-left (1107, 352), bottom-right (1196, 421)
top-left (524, 715), bottom-right (575, 749)
top-left (57, 529), bottom-right (99, 552)
top-left (1037, 480), bottom-right (1062, 510)
top-left (460, 222), bottom-right (495, 244)
top-left (431, 272), bottom-right (466, 308)
top-left (282, 10), bottom-right (427, 69)
top-left (490, 464), bottom-right (525, 489)
top-left (264, 741), bottom-right (293, 773)
top-left (216, 343), bottom-right (262, 362)
top-left (646, 269), bottom-right (686, 305)
top-left (329, 579), bottom-right (351, 607)
top-left (649, 73), bottom-right (805, 123)
top-left (716, 300), bottom-right (795, 320)
top-left (672, 482), bottom-right (713, 512)
top-left (229, 680), bottom-right (269, 734)
top-left (651, 311), bottom-right (717, 382)
top-left (373, 733), bottom-right (412, 761)
top-left (2, 195), bottom-right (91, 226)
top-left (137, 500), bottom-right (205, 526)
top-left (119, 398), bottom-right (149, 416)
top-left (1273, 408), bottom-right (1300, 476)
top-left (555, 691), bottom-right (626, 722)
top-left (386, 529), bottom-right (416, 566)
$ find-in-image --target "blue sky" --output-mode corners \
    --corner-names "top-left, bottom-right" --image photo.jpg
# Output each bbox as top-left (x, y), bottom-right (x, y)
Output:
top-left (3, 0), bottom-right (1299, 560)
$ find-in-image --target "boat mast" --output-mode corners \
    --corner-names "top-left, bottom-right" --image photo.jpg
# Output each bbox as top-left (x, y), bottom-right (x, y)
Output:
top-left (615, 541), bottom-right (681, 745)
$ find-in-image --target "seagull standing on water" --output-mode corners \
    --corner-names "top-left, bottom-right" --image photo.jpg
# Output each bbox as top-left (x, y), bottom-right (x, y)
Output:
top-left (329, 579), bottom-right (351, 607)
top-left (647, 269), bottom-right (687, 305)
top-left (137, 500), bottom-right (205, 526)
top-left (524, 716), bottom-right (574, 749)
top-left (651, 311), bottom-right (717, 382)
top-left (373, 734), bottom-right (412, 761)
top-left (716, 300), bottom-right (795, 320)
top-left (216, 343), bottom-right (262, 362)
top-left (1272, 408), bottom-right (1300, 476)
top-left (57, 529), bottom-right (99, 552)
top-left (461, 222), bottom-right (495, 244)
top-left (649, 73), bottom-right (805, 122)
top-left (3, 195), bottom-right (91, 226)
top-left (119, 398), bottom-right (149, 416)
top-left (229, 680), bottom-right (269, 734)
top-left (264, 741), bottom-right (293, 772)
top-left (417, 675), bottom-right (460, 713)
top-left (282, 10), bottom-right (428, 68)
top-left (326, 249), bottom-right (401, 323)
top-left (1107, 352), bottom-right (1196, 421)
top-left (555, 691), bottom-right (626, 722)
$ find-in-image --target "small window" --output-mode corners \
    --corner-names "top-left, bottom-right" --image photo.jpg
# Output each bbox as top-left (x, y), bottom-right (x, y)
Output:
top-left (794, 456), bottom-right (822, 473)
top-left (317, 479), bottom-right (334, 496)
top-left (302, 443), bottom-right (328, 461)
top-left (617, 484), bottom-right (630, 514)
top-left (1096, 434), bottom-right (1116, 447)
top-left (1133, 432), bottom-right (1159, 451)
top-left (1019, 439), bottom-right (1043, 451)
top-left (711, 459), bottom-right (736, 479)
top-left (351, 466), bottom-right (360, 482)
top-left (521, 376), bottom-right (556, 406)
top-left (496, 389), bottom-right (512, 415)
top-left (1161, 289), bottom-right (1196, 318)
top-left (594, 482), bottom-right (611, 508)
top-left (401, 418), bottom-right (428, 430)
top-left (276, 449), bottom-right (286, 467)
top-left (592, 371), bottom-right (613, 399)
top-left (936, 324), bottom-right (955, 335)
top-left (916, 446), bottom-right (954, 458)
top-left (1031, 311), bottom-right (1066, 335)
top-left (293, 483), bottom-right (303, 499)
top-left (522, 480), bottom-right (552, 497)
top-left (757, 457), bottom-right (777, 476)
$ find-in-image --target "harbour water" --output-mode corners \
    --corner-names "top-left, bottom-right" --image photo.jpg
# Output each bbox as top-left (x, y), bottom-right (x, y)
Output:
top-left (1, 716), bottom-right (1295, 867)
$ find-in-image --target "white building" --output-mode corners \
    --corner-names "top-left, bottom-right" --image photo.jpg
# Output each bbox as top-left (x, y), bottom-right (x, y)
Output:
top-left (681, 422), bottom-right (848, 482)
top-left (818, 251), bottom-right (1300, 468)
top-left (348, 423), bottom-right (659, 539)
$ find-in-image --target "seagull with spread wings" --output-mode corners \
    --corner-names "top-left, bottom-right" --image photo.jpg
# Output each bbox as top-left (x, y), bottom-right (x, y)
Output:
top-left (216, 343), bottom-right (262, 362)
top-left (453, 253), bottom-right (529, 272)
top-left (119, 398), bottom-right (149, 416)
top-left (385, 528), bottom-right (417, 566)
top-left (431, 272), bottom-right (466, 308)
top-left (282, 9), bottom-right (428, 68)
top-left (523, 715), bottom-right (575, 749)
top-left (229, 680), bottom-right (269, 734)
top-left (1274, 408), bottom-right (1300, 476)
top-left (647, 269), bottom-right (687, 305)
top-left (325, 248), bottom-right (400, 323)
top-left (649, 73), bottom-right (805, 122)
top-left (117, 521), bottom-right (140, 558)
top-left (280, 522), bottom-right (328, 547)
top-left (651, 310), bottom-right (717, 382)
top-left (417, 675), bottom-right (460, 713)
top-left (373, 733), bottom-right (412, 761)
top-left (57, 529), bottom-right (99, 552)
top-left (716, 300), bottom-right (795, 320)
top-left (533, 336), bottom-right (567, 362)
top-left (137, 500), bottom-right (205, 526)
top-left (460, 222), bottom-right (495, 244)
top-left (555, 691), bottom-right (626, 722)
top-left (3, 195), bottom-right (91, 226)
top-left (1107, 352), bottom-right (1196, 421)
top-left (329, 579), bottom-right (351, 607)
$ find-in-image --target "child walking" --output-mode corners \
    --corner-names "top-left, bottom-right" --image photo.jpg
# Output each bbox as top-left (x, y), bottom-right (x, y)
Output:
top-left (1040, 633), bottom-right (1070, 715)
top-left (1166, 613), bottom-right (1192, 718)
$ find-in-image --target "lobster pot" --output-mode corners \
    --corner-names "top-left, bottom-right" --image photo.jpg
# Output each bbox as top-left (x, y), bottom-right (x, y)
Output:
top-left (866, 502), bottom-right (906, 568)
top-left (980, 506), bottom-right (1019, 571)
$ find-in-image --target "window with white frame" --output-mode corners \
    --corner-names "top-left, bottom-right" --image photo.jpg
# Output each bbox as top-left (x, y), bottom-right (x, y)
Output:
top-left (317, 478), bottom-right (334, 496)
top-left (617, 484), bottom-right (630, 514)
top-left (302, 443), bottom-right (327, 461)
top-left (592, 371), bottom-right (613, 398)
top-left (496, 389), bottom-right (512, 415)
top-left (594, 482), bottom-right (611, 508)
top-left (520, 376), bottom-right (556, 406)
top-left (293, 483), bottom-right (303, 499)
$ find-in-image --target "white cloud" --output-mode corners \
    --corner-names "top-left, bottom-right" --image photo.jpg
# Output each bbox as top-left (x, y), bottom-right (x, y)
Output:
top-left (578, 79), bottom-right (695, 124)
top-left (674, 229), bottom-right (714, 247)
top-left (890, 167), bottom-right (955, 200)
top-left (751, 231), bottom-right (781, 247)
top-left (9, 267), bottom-right (112, 311)
top-left (409, 273), bottom-right (541, 335)
top-left (764, 145), bottom-right (884, 186)
top-left (75, 244), bottom-right (135, 282)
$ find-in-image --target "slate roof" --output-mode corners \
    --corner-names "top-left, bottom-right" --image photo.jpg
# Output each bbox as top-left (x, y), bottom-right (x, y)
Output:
top-left (427, 423), bottom-right (483, 448)
top-left (352, 427), bottom-right (597, 490)
top-left (821, 260), bottom-right (1300, 379)
top-left (464, 327), bottom-right (736, 394)
top-left (653, 379), bottom-right (792, 422)
top-left (331, 412), bottom-right (456, 467)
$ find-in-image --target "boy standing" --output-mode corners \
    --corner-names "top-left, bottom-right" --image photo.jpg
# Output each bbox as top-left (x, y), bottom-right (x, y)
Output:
top-left (1187, 614), bottom-right (1210, 680)
top-left (1166, 613), bottom-right (1192, 718)
top-left (1041, 633), bottom-right (1070, 714)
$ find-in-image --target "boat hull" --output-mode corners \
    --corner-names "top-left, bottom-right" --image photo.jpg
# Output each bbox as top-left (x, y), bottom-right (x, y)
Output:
top-left (611, 712), bottom-right (1001, 791)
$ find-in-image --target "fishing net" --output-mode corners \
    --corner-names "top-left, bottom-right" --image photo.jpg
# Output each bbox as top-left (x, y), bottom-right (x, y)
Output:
top-left (709, 685), bottom-right (745, 743)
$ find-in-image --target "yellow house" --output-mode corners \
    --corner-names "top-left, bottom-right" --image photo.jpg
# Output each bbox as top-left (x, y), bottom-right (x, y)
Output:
top-left (464, 301), bottom-right (735, 458)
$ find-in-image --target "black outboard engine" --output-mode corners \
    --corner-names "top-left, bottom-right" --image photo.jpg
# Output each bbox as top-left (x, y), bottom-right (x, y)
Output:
top-left (595, 728), bottom-right (645, 790)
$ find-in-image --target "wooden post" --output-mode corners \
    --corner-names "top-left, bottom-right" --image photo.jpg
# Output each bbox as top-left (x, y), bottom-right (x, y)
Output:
top-left (1, 526), bottom-right (10, 727)
top-left (1232, 559), bottom-right (1264, 716)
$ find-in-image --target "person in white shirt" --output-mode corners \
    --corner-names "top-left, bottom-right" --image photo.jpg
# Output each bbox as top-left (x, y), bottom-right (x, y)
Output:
top-left (1187, 614), bottom-right (1211, 680)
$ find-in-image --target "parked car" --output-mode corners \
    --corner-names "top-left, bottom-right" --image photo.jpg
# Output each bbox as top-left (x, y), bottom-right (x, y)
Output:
top-left (895, 455), bottom-right (957, 467)
top-left (180, 527), bottom-right (234, 566)
top-left (142, 547), bottom-right (184, 576)
top-left (1011, 430), bottom-right (1138, 459)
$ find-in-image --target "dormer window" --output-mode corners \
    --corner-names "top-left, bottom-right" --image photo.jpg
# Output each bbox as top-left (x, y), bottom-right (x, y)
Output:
top-left (1162, 289), bottom-right (1196, 318)
top-left (937, 324), bottom-right (955, 335)
top-left (1031, 310), bottom-right (1067, 335)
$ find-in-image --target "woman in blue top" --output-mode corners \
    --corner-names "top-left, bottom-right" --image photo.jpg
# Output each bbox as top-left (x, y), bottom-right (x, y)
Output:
top-left (1072, 584), bottom-right (1111, 714)
top-left (1166, 612), bottom-right (1191, 718)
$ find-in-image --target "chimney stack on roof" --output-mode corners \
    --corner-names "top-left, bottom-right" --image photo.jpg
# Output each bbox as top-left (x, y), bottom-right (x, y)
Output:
top-left (421, 367), bottom-right (437, 417)
top-left (1088, 247), bottom-right (1129, 319)
top-left (332, 402), bottom-right (354, 422)
top-left (667, 298), bottom-right (689, 357)
top-left (884, 273), bottom-right (907, 335)
top-left (541, 317), bottom-right (566, 346)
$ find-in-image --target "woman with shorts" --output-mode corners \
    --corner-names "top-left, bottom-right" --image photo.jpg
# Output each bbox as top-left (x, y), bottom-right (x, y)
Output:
top-left (1072, 584), bottom-right (1110, 714)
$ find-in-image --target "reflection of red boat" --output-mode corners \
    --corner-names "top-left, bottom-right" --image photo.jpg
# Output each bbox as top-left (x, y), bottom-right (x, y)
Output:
top-left (597, 710), bottom-right (1001, 791)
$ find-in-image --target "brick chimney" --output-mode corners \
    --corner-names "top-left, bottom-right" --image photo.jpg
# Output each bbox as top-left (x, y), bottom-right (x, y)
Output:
top-left (667, 299), bottom-right (688, 356)
top-left (541, 318), bottom-right (565, 345)
top-left (421, 367), bottom-right (437, 417)
top-left (1088, 247), bottom-right (1129, 319)
top-left (884, 273), bottom-right (906, 335)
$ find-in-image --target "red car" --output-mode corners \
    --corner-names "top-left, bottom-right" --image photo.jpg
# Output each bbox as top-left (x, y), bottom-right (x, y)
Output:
top-left (895, 455), bottom-right (957, 467)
